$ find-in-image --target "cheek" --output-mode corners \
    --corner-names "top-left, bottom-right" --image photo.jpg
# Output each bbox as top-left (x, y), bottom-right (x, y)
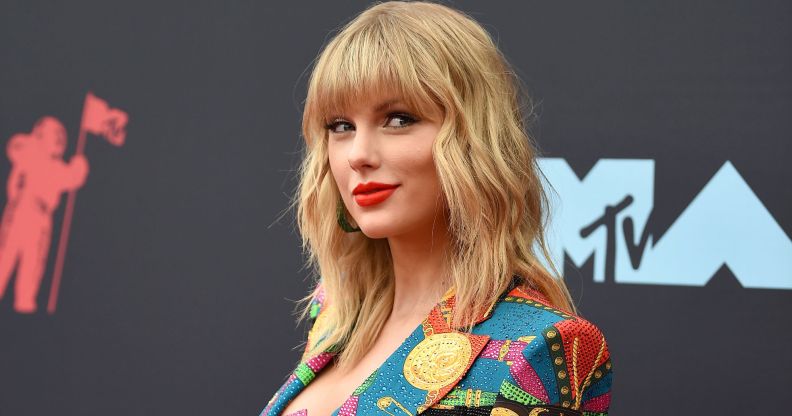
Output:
top-left (327, 143), bottom-right (348, 189)
top-left (393, 143), bottom-right (440, 194)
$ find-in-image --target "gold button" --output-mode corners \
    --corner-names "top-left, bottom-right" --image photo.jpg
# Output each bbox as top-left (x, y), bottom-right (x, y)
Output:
top-left (552, 343), bottom-right (561, 351)
top-left (558, 370), bottom-right (567, 379)
top-left (554, 357), bottom-right (564, 365)
top-left (560, 386), bottom-right (569, 394)
top-left (595, 370), bottom-right (602, 378)
top-left (546, 330), bottom-right (557, 338)
top-left (562, 401), bottom-right (570, 408)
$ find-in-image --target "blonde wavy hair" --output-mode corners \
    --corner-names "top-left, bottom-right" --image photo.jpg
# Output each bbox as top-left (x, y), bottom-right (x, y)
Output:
top-left (291, 0), bottom-right (575, 370)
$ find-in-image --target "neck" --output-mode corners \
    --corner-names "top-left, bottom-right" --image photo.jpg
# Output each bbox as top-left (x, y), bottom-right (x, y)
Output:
top-left (386, 218), bottom-right (452, 321)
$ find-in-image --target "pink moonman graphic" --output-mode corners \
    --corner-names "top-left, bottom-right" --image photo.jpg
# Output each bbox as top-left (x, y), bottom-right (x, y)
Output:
top-left (0, 117), bottom-right (87, 313)
top-left (0, 92), bottom-right (128, 314)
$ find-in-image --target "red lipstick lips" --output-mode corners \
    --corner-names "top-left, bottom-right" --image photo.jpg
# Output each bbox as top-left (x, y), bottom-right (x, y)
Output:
top-left (352, 182), bottom-right (399, 207)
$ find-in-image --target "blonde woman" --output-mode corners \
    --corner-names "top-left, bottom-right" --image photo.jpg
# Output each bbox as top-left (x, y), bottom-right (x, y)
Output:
top-left (261, 2), bottom-right (612, 415)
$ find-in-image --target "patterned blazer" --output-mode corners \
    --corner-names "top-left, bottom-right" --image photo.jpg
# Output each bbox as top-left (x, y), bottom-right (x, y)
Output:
top-left (260, 276), bottom-right (613, 416)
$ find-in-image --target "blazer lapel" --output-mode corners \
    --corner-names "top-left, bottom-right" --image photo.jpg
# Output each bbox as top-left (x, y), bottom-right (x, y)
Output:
top-left (261, 348), bottom-right (338, 416)
top-left (261, 304), bottom-right (340, 416)
top-left (352, 286), bottom-right (495, 416)
top-left (265, 278), bottom-right (517, 416)
top-left (406, 305), bottom-right (492, 414)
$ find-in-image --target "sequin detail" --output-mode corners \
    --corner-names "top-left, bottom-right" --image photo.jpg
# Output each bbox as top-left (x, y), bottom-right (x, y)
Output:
top-left (259, 276), bottom-right (613, 416)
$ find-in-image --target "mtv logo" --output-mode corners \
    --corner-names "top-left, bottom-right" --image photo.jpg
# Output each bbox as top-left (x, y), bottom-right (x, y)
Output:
top-left (538, 158), bottom-right (792, 290)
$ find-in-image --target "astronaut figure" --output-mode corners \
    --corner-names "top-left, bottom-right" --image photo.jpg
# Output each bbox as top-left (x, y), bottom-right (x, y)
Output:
top-left (0, 116), bottom-right (88, 313)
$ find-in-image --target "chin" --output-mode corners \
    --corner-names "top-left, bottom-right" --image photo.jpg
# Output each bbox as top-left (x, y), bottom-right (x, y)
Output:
top-left (358, 225), bottom-right (393, 240)
top-left (355, 217), bottom-right (402, 240)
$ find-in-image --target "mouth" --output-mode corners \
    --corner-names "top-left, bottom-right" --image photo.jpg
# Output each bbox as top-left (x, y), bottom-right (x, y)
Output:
top-left (352, 182), bottom-right (399, 207)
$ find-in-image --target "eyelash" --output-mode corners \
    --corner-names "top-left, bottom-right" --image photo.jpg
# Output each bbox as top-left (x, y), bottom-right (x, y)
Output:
top-left (324, 113), bottom-right (418, 133)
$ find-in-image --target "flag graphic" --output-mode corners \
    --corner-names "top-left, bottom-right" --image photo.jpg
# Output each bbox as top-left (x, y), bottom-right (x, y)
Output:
top-left (47, 92), bottom-right (129, 314)
top-left (81, 92), bottom-right (129, 147)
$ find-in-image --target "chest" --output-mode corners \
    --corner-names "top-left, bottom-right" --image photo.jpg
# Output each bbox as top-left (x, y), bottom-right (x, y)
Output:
top-left (278, 361), bottom-right (354, 416)
top-left (280, 322), bottom-right (419, 416)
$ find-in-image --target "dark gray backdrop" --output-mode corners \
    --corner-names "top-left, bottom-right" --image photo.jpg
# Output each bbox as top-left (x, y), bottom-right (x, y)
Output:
top-left (1, 0), bottom-right (790, 415)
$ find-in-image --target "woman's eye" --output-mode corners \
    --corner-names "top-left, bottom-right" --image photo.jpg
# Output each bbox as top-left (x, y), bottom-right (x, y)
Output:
top-left (326, 120), bottom-right (354, 134)
top-left (385, 113), bottom-right (417, 128)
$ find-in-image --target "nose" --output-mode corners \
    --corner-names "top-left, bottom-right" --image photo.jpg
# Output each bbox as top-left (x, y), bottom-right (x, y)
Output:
top-left (347, 125), bottom-right (380, 171)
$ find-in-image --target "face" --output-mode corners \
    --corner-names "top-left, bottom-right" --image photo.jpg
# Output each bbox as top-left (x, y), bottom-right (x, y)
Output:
top-left (326, 94), bottom-right (447, 240)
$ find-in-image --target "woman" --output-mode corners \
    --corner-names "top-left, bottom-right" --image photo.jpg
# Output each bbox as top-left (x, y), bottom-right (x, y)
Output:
top-left (262, 2), bottom-right (612, 415)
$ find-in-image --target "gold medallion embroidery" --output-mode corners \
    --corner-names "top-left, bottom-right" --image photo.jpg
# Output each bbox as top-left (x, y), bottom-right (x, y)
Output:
top-left (403, 332), bottom-right (472, 391)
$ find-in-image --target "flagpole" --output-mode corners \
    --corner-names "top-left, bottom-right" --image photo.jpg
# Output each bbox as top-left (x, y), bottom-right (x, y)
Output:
top-left (47, 92), bottom-right (92, 314)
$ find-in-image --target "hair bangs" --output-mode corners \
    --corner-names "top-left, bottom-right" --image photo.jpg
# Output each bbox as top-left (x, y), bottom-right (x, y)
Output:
top-left (305, 16), bottom-right (443, 140)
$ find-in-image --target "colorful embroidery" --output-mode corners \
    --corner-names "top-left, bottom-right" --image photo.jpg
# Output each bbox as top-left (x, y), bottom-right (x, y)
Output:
top-left (259, 277), bottom-right (613, 416)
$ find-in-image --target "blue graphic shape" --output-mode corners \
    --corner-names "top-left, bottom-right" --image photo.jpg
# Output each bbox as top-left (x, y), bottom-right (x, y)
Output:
top-left (537, 158), bottom-right (654, 283)
top-left (538, 158), bottom-right (792, 289)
